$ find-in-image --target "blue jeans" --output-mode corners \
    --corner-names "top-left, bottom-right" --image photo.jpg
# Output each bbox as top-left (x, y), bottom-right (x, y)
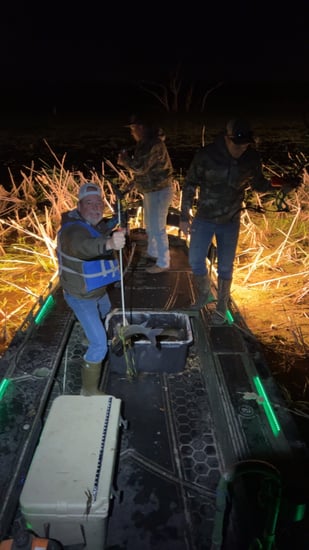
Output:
top-left (63, 290), bottom-right (111, 363)
top-left (143, 185), bottom-right (174, 268)
top-left (189, 218), bottom-right (240, 280)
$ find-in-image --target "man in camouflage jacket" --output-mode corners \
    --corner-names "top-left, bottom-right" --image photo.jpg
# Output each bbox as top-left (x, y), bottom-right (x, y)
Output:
top-left (179, 118), bottom-right (287, 323)
top-left (118, 116), bottom-right (174, 274)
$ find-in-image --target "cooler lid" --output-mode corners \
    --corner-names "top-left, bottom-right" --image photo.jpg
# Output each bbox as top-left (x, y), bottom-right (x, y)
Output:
top-left (20, 395), bottom-right (121, 517)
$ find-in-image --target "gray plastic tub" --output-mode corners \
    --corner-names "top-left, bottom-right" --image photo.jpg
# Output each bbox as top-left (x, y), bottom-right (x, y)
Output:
top-left (105, 310), bottom-right (193, 373)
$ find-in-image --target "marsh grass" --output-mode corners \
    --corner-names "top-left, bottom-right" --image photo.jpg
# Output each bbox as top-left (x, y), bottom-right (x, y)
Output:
top-left (0, 144), bottom-right (308, 408)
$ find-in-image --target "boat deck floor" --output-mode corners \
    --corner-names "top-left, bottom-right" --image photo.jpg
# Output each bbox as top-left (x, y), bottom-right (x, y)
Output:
top-left (0, 231), bottom-right (308, 549)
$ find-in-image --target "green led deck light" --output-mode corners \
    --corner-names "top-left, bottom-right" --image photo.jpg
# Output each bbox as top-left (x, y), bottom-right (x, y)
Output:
top-left (293, 503), bottom-right (306, 522)
top-left (253, 375), bottom-right (281, 437)
top-left (293, 504), bottom-right (307, 522)
top-left (226, 309), bottom-right (234, 325)
top-left (34, 295), bottom-right (55, 325)
top-left (0, 378), bottom-right (10, 400)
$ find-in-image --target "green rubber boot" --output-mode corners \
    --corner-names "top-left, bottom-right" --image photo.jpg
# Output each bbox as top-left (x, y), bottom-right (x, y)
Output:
top-left (80, 360), bottom-right (105, 396)
top-left (211, 278), bottom-right (232, 325)
top-left (190, 274), bottom-right (214, 310)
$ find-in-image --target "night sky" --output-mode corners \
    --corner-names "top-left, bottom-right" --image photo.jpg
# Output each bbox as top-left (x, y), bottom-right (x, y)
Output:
top-left (0, 2), bottom-right (308, 117)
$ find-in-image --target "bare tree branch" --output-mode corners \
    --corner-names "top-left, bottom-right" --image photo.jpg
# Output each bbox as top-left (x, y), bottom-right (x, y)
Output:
top-left (200, 81), bottom-right (224, 112)
top-left (139, 81), bottom-right (171, 111)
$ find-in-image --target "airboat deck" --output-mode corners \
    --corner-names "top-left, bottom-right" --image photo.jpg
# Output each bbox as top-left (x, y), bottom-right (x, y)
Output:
top-left (0, 231), bottom-right (308, 549)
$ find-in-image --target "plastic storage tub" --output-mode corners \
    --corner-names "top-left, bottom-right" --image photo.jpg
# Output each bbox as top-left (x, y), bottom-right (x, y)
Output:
top-left (19, 395), bottom-right (122, 549)
top-left (105, 309), bottom-right (193, 373)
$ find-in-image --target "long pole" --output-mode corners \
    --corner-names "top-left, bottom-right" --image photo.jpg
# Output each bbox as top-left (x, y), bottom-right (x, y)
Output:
top-left (117, 198), bottom-right (126, 326)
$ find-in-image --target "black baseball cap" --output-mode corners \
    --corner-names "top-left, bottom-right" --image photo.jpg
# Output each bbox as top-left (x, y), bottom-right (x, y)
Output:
top-left (226, 119), bottom-right (255, 144)
top-left (124, 114), bottom-right (145, 127)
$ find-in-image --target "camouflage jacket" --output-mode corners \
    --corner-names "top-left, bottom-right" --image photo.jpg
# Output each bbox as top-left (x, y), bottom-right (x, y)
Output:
top-left (122, 137), bottom-right (174, 193)
top-left (180, 134), bottom-right (272, 224)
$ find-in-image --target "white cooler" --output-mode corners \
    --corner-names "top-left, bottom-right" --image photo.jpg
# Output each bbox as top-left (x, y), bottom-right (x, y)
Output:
top-left (20, 395), bottom-right (122, 549)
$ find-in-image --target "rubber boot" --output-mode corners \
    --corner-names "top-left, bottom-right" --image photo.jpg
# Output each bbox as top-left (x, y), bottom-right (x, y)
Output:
top-left (80, 360), bottom-right (104, 396)
top-left (211, 278), bottom-right (232, 325)
top-left (190, 274), bottom-right (214, 310)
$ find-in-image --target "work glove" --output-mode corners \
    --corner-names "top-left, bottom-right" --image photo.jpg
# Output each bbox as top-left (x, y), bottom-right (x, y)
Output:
top-left (179, 220), bottom-right (191, 235)
top-left (106, 229), bottom-right (126, 250)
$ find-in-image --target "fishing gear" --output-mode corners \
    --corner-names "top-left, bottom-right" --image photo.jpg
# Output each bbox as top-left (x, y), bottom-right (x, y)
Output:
top-left (243, 176), bottom-right (302, 214)
top-left (275, 189), bottom-right (290, 212)
top-left (244, 192), bottom-right (290, 214)
top-left (0, 536), bottom-right (62, 550)
top-left (107, 181), bottom-right (148, 371)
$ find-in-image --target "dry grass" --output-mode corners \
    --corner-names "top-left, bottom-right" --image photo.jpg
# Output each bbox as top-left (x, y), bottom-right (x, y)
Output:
top-left (0, 144), bottom-right (308, 403)
top-left (0, 143), bottom-right (181, 351)
top-left (232, 176), bottom-right (309, 356)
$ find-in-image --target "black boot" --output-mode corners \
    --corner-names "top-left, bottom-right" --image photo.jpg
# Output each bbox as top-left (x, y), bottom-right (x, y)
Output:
top-left (190, 274), bottom-right (214, 310)
top-left (211, 278), bottom-right (232, 324)
top-left (80, 360), bottom-right (105, 396)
